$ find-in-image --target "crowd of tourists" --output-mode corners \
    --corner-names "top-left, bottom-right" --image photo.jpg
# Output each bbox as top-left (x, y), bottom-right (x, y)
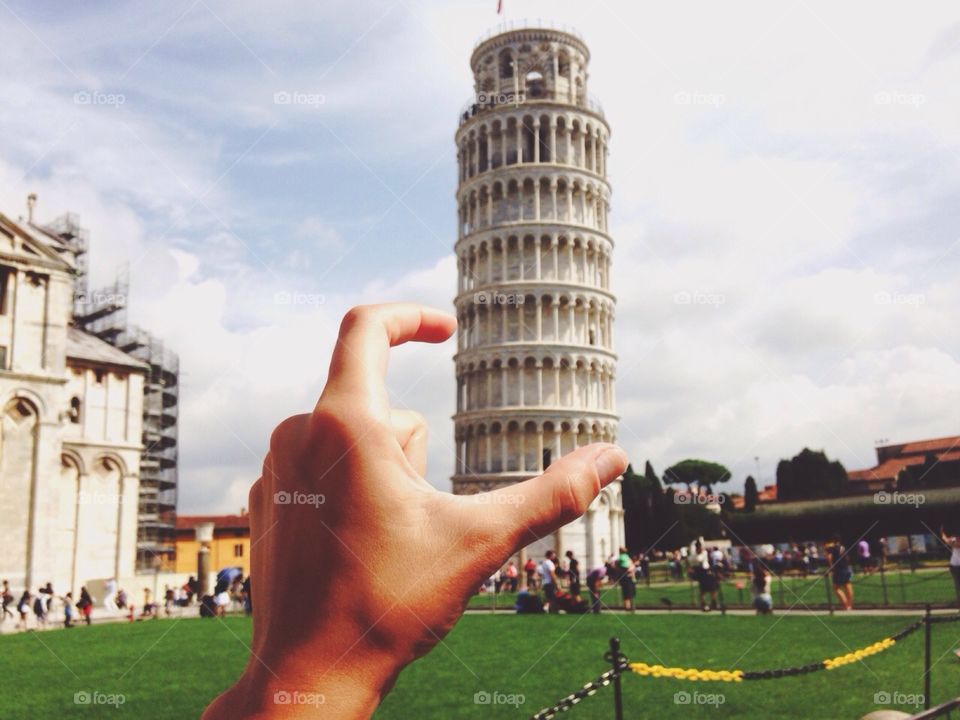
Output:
top-left (0, 572), bottom-right (253, 632)
top-left (483, 526), bottom-right (960, 615)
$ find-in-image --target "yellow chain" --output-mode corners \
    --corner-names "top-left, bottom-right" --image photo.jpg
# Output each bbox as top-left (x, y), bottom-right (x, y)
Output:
top-left (823, 637), bottom-right (895, 670)
top-left (629, 663), bottom-right (744, 682)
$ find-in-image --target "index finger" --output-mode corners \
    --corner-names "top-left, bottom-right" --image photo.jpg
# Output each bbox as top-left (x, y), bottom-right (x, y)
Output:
top-left (319, 303), bottom-right (456, 417)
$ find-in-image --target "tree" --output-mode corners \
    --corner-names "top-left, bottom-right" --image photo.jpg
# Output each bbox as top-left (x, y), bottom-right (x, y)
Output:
top-left (663, 459), bottom-right (732, 494)
top-left (775, 448), bottom-right (847, 501)
top-left (743, 475), bottom-right (758, 512)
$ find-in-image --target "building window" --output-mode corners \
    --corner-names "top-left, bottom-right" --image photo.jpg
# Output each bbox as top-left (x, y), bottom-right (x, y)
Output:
top-left (542, 448), bottom-right (552, 469)
top-left (69, 396), bottom-right (81, 423)
top-left (234, 544), bottom-right (243, 558)
top-left (0, 267), bottom-right (10, 315)
top-left (94, 369), bottom-right (104, 384)
top-left (0, 345), bottom-right (6, 370)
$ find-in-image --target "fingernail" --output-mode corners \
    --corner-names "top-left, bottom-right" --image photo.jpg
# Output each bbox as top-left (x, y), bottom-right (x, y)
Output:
top-left (594, 446), bottom-right (628, 480)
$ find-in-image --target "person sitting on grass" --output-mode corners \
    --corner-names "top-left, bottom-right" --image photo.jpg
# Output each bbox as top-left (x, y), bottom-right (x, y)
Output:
top-left (586, 565), bottom-right (606, 614)
top-left (200, 304), bottom-right (628, 719)
top-left (826, 536), bottom-right (854, 610)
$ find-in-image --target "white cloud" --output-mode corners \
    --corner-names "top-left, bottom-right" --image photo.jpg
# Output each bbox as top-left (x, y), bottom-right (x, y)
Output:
top-left (1, 0), bottom-right (959, 512)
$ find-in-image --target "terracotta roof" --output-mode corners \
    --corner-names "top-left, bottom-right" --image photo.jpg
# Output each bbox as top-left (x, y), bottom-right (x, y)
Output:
top-left (848, 456), bottom-right (925, 483)
top-left (757, 484), bottom-right (777, 502)
top-left (897, 435), bottom-right (960, 455)
top-left (176, 514), bottom-right (250, 530)
top-left (66, 327), bottom-right (148, 371)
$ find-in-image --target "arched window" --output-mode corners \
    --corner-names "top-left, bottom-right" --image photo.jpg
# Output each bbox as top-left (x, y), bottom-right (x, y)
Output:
top-left (499, 50), bottom-right (513, 79)
top-left (69, 396), bottom-right (81, 424)
top-left (525, 70), bottom-right (544, 98)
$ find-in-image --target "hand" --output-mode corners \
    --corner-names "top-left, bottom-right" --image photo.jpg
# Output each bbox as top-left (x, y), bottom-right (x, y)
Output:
top-left (203, 303), bottom-right (628, 719)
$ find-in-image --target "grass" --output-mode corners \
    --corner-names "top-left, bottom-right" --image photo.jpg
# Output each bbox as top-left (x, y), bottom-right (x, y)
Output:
top-left (469, 566), bottom-right (960, 610)
top-left (1, 613), bottom-right (958, 718)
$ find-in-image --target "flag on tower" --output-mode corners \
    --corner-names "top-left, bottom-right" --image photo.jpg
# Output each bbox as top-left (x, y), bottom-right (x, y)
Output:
top-left (497, 0), bottom-right (503, 13)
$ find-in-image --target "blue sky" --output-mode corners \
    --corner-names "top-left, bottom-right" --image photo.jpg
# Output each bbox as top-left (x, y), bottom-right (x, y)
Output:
top-left (2, 0), bottom-right (959, 513)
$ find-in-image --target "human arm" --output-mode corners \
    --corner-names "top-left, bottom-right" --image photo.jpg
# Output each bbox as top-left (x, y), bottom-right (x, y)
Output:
top-left (201, 304), bottom-right (628, 719)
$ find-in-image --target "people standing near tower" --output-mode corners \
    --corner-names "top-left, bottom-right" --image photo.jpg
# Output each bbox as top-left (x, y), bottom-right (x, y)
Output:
top-left (539, 550), bottom-right (559, 612)
top-left (827, 536), bottom-right (854, 610)
top-left (565, 550), bottom-right (580, 587)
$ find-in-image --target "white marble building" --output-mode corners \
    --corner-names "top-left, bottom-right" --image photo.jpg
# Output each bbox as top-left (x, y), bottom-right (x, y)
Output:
top-left (452, 25), bottom-right (623, 573)
top-left (0, 206), bottom-right (145, 596)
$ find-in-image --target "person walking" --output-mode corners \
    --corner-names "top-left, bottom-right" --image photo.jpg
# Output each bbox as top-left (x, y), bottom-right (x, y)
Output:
top-left (856, 539), bottom-right (873, 575)
top-left (617, 547), bottom-right (636, 612)
top-left (826, 536), bottom-right (854, 610)
top-left (32, 590), bottom-right (47, 629)
top-left (78, 587), bottom-right (94, 625)
top-left (16, 590), bottom-right (31, 631)
top-left (63, 592), bottom-right (75, 628)
top-left (941, 527), bottom-right (960, 608)
top-left (693, 541), bottom-right (719, 611)
top-left (1, 580), bottom-right (13, 623)
top-left (103, 577), bottom-right (118, 611)
top-left (751, 559), bottom-right (773, 615)
top-left (539, 551), bottom-right (559, 612)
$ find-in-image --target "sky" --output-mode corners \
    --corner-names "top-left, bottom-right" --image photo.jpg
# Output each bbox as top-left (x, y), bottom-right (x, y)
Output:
top-left (2, 0), bottom-right (959, 513)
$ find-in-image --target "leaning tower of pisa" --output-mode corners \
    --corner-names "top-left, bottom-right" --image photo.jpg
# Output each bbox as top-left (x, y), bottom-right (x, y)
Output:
top-left (452, 23), bottom-right (623, 572)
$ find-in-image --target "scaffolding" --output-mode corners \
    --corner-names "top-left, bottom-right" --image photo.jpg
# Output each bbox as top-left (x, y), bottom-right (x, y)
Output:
top-left (74, 273), bottom-right (179, 571)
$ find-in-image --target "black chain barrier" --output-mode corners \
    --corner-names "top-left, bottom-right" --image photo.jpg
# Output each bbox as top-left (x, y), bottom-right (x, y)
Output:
top-left (529, 611), bottom-right (960, 720)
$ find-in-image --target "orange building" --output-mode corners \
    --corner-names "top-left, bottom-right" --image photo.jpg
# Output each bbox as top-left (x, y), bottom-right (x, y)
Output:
top-left (174, 512), bottom-right (251, 576)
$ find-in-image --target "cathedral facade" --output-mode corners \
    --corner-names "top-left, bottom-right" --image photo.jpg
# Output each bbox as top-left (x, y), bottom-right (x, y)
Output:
top-left (452, 25), bottom-right (623, 572)
top-left (0, 207), bottom-right (144, 596)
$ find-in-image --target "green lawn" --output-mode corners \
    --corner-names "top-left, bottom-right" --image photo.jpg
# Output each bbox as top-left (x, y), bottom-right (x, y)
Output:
top-left (1, 613), bottom-right (958, 718)
top-left (470, 567), bottom-right (960, 610)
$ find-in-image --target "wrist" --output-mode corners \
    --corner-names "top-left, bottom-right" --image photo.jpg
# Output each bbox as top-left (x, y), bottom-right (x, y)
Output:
top-left (205, 639), bottom-right (405, 719)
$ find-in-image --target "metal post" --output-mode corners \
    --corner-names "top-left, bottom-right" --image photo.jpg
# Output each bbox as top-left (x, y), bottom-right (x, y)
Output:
top-left (923, 604), bottom-right (932, 710)
top-left (608, 637), bottom-right (624, 720)
top-left (778, 575), bottom-right (786, 607)
top-left (899, 564), bottom-right (907, 604)
top-left (880, 563), bottom-right (889, 606)
top-left (718, 580), bottom-right (726, 616)
top-left (825, 572), bottom-right (834, 615)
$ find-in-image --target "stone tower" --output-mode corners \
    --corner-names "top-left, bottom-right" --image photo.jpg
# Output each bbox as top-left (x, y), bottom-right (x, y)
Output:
top-left (452, 23), bottom-right (622, 572)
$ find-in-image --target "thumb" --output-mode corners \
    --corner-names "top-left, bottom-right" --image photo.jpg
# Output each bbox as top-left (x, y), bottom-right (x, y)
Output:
top-left (473, 443), bottom-right (628, 555)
